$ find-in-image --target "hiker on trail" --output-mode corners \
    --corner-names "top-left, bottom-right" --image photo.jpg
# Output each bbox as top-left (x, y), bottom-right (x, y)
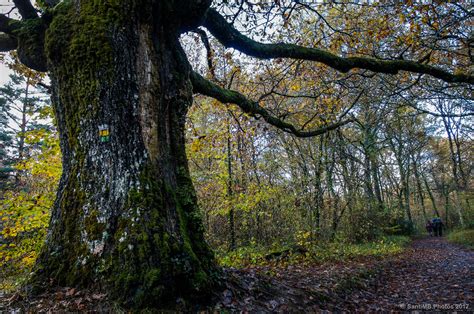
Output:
top-left (432, 217), bottom-right (444, 237)
top-left (425, 220), bottom-right (434, 237)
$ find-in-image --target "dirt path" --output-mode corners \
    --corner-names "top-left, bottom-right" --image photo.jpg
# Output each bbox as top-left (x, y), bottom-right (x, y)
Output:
top-left (217, 237), bottom-right (473, 312)
top-left (336, 237), bottom-right (473, 311)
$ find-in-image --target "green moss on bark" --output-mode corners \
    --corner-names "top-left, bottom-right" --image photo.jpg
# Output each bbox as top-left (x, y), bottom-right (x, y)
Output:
top-left (13, 18), bottom-right (47, 71)
top-left (108, 165), bottom-right (217, 307)
top-left (44, 0), bottom-right (127, 149)
top-left (34, 0), bottom-right (219, 309)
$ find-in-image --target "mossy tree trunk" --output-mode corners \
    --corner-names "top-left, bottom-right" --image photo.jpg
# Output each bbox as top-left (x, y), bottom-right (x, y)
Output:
top-left (32, 0), bottom-right (217, 308)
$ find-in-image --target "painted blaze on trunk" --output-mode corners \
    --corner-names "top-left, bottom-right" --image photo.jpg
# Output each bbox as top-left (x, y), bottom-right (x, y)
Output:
top-left (33, 0), bottom-right (217, 307)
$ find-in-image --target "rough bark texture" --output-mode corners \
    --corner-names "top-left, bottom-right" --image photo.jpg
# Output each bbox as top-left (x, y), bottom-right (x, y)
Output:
top-left (32, 0), bottom-right (217, 308)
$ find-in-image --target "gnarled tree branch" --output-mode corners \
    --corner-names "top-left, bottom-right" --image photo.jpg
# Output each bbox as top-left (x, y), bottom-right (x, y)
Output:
top-left (0, 10), bottom-right (48, 71)
top-left (13, 0), bottom-right (38, 20)
top-left (202, 8), bottom-right (474, 84)
top-left (0, 14), bottom-right (20, 35)
top-left (191, 71), bottom-right (354, 137)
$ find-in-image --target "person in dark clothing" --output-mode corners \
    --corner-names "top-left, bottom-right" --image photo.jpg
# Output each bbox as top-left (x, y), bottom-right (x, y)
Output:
top-left (432, 217), bottom-right (444, 237)
top-left (426, 220), bottom-right (434, 237)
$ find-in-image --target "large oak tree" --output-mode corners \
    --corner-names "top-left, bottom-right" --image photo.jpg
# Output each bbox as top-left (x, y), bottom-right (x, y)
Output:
top-left (0, 0), bottom-right (472, 308)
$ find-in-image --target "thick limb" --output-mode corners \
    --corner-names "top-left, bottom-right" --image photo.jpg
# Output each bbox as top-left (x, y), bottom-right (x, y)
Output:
top-left (190, 71), bottom-right (354, 137)
top-left (203, 8), bottom-right (474, 84)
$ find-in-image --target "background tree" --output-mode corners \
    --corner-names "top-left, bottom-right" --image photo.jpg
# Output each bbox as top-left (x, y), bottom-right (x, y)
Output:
top-left (0, 95), bottom-right (14, 194)
top-left (0, 68), bottom-right (48, 186)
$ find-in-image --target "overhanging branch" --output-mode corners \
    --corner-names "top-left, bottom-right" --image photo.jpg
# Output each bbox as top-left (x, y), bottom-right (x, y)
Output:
top-left (0, 14), bottom-right (20, 35)
top-left (0, 10), bottom-right (47, 71)
top-left (190, 71), bottom-right (354, 137)
top-left (203, 8), bottom-right (474, 85)
top-left (13, 0), bottom-right (38, 20)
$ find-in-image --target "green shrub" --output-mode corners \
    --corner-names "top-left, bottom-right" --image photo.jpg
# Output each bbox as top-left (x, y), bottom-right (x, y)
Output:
top-left (384, 218), bottom-right (415, 236)
top-left (447, 229), bottom-right (474, 249)
top-left (217, 235), bottom-right (410, 268)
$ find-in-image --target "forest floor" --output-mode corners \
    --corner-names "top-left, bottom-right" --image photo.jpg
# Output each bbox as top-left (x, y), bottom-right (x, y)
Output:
top-left (1, 237), bottom-right (472, 312)
top-left (215, 237), bottom-right (473, 312)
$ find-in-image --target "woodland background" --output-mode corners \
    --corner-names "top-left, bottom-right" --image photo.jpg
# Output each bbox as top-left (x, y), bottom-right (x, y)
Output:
top-left (0, 0), bottom-right (473, 291)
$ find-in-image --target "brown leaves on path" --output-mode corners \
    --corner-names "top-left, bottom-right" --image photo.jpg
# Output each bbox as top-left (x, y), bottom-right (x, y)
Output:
top-left (1, 237), bottom-right (471, 312)
top-left (215, 237), bottom-right (473, 312)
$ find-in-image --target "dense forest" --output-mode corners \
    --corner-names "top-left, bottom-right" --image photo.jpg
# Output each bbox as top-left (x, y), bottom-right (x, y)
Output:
top-left (0, 0), bottom-right (472, 311)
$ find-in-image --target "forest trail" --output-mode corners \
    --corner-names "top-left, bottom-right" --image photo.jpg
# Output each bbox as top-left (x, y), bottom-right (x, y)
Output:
top-left (337, 237), bottom-right (473, 311)
top-left (2, 238), bottom-right (472, 311)
top-left (218, 237), bottom-right (473, 312)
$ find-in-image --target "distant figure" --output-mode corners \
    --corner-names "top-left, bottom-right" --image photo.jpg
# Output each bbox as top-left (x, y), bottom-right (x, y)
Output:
top-left (432, 217), bottom-right (444, 237)
top-left (425, 220), bottom-right (434, 237)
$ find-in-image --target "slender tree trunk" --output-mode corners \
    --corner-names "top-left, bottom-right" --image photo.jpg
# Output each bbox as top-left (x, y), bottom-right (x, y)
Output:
top-left (15, 76), bottom-right (30, 185)
top-left (442, 117), bottom-right (465, 227)
top-left (324, 140), bottom-right (339, 236)
top-left (366, 130), bottom-right (383, 210)
top-left (313, 137), bottom-right (324, 234)
top-left (18, 76), bottom-right (29, 161)
top-left (340, 147), bottom-right (355, 223)
top-left (444, 185), bottom-right (450, 229)
top-left (33, 0), bottom-right (216, 307)
top-left (404, 165), bottom-right (412, 222)
top-left (423, 174), bottom-right (440, 217)
top-left (226, 116), bottom-right (236, 251)
top-left (413, 158), bottom-right (427, 221)
top-left (452, 192), bottom-right (465, 227)
top-left (394, 147), bottom-right (412, 223)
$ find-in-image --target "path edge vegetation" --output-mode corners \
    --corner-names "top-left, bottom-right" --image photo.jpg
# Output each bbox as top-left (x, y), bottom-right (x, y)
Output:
top-left (447, 229), bottom-right (474, 250)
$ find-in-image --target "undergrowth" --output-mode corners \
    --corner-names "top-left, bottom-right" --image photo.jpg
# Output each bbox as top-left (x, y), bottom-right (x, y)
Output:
top-left (217, 235), bottom-right (410, 268)
top-left (447, 229), bottom-right (474, 249)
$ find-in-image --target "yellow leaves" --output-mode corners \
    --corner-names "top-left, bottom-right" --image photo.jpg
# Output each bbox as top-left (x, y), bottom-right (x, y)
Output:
top-left (191, 138), bottom-right (203, 152)
top-left (398, 71), bottom-right (412, 84)
top-left (290, 84), bottom-right (301, 92)
top-left (0, 196), bottom-right (50, 276)
top-left (21, 253), bottom-right (36, 267)
top-left (409, 22), bottom-right (421, 34)
top-left (6, 51), bottom-right (46, 86)
top-left (454, 68), bottom-right (467, 76)
top-left (399, 13), bottom-right (406, 24)
top-left (0, 136), bottom-right (58, 281)
top-left (295, 230), bottom-right (312, 247)
top-left (1, 227), bottom-right (14, 237)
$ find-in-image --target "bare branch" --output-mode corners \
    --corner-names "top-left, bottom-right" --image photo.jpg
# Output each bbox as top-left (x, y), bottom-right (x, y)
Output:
top-left (293, 0), bottom-right (352, 38)
top-left (192, 28), bottom-right (216, 79)
top-left (191, 71), bottom-right (354, 137)
top-left (13, 0), bottom-right (38, 19)
top-left (37, 82), bottom-right (51, 93)
top-left (203, 8), bottom-right (474, 84)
